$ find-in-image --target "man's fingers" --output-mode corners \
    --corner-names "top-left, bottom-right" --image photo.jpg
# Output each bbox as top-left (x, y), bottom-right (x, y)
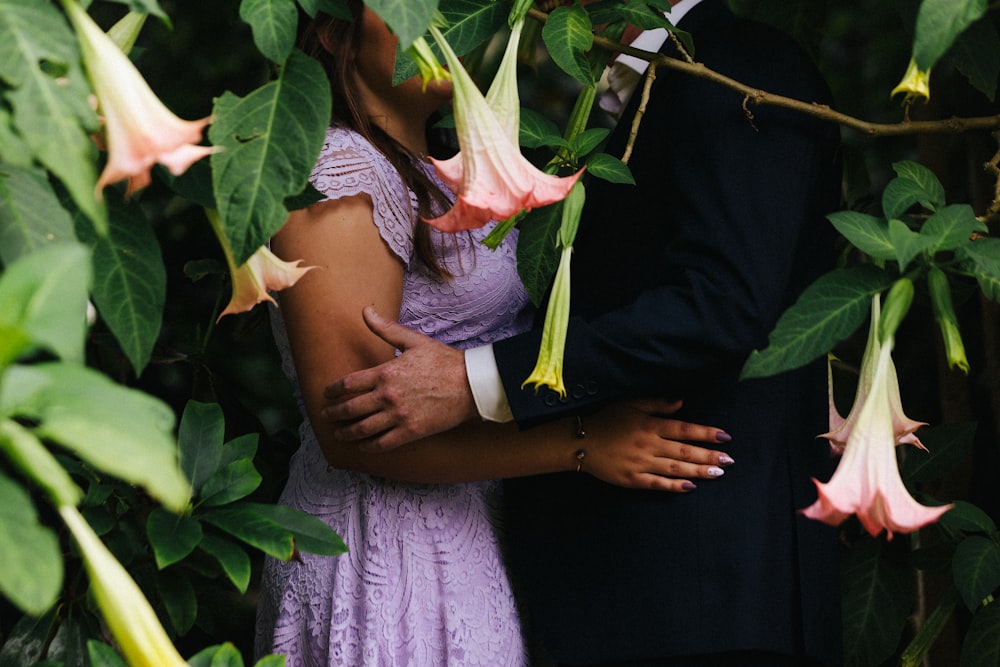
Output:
top-left (363, 305), bottom-right (431, 352)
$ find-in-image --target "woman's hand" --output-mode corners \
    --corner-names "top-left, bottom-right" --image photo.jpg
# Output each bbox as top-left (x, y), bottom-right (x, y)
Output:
top-left (578, 399), bottom-right (733, 493)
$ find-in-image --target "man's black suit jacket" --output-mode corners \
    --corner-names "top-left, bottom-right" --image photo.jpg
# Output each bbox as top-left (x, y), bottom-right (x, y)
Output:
top-left (496, 1), bottom-right (843, 664)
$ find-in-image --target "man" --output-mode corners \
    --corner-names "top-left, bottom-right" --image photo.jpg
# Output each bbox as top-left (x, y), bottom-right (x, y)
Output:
top-left (323, 0), bottom-right (844, 664)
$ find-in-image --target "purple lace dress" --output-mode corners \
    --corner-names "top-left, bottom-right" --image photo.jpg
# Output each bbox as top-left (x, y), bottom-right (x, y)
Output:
top-left (255, 126), bottom-right (534, 666)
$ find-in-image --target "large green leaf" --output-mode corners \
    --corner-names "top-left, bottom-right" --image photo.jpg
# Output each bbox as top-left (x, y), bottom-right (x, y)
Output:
top-left (883, 160), bottom-right (946, 218)
top-left (0, 242), bottom-right (90, 365)
top-left (297, 0), bottom-right (352, 18)
top-left (542, 4), bottom-right (595, 86)
top-left (1, 362), bottom-right (190, 512)
top-left (199, 459), bottom-right (262, 507)
top-left (178, 400), bottom-right (225, 493)
top-left (938, 500), bottom-right (998, 536)
top-left (241, 501), bottom-right (347, 555)
top-left (210, 49), bottom-right (331, 265)
top-left (76, 196), bottom-right (166, 375)
top-left (240, 0), bottom-right (299, 64)
top-left (948, 15), bottom-right (1000, 102)
top-left (199, 533), bottom-right (252, 593)
top-left (585, 153), bottom-right (635, 185)
top-left (200, 505), bottom-right (295, 560)
top-left (888, 218), bottom-right (934, 272)
top-left (146, 507), bottom-right (203, 569)
top-left (0, 608), bottom-right (59, 667)
top-left (0, 165), bottom-right (76, 267)
top-left (952, 536), bottom-right (1000, 612)
top-left (392, 0), bottom-right (508, 85)
top-left (841, 537), bottom-right (915, 667)
top-left (957, 238), bottom-right (1000, 302)
top-left (827, 211), bottom-right (894, 261)
top-left (962, 600), bottom-right (1000, 667)
top-left (0, 470), bottom-right (62, 616)
top-left (900, 422), bottom-right (976, 483)
top-left (366, 0), bottom-right (438, 49)
top-left (87, 640), bottom-right (129, 667)
top-left (740, 265), bottom-right (892, 379)
top-left (912, 0), bottom-right (987, 71)
top-left (921, 204), bottom-right (987, 255)
top-left (0, 0), bottom-right (105, 231)
top-left (516, 202), bottom-right (562, 306)
top-left (155, 568), bottom-right (198, 634)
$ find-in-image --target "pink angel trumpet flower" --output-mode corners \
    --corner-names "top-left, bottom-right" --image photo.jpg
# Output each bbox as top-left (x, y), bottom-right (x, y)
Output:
top-left (425, 18), bottom-right (582, 232)
top-left (821, 297), bottom-right (927, 456)
top-left (802, 339), bottom-right (952, 539)
top-left (62, 1), bottom-right (217, 198)
top-left (207, 209), bottom-right (316, 320)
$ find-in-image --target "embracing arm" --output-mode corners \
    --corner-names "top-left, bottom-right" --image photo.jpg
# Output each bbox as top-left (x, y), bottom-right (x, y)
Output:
top-left (274, 196), bottom-right (731, 490)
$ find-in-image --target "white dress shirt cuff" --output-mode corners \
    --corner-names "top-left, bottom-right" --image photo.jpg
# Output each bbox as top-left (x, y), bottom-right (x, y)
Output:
top-left (464, 344), bottom-right (513, 423)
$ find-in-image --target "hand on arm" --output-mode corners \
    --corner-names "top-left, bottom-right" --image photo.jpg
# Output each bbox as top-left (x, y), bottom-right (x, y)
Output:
top-left (320, 305), bottom-right (478, 451)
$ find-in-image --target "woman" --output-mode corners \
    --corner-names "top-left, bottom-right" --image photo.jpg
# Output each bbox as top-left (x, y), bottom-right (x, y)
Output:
top-left (254, 5), bottom-right (731, 665)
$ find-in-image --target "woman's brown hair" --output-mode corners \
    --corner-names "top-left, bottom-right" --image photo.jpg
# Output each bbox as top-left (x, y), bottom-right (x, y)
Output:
top-left (299, 3), bottom-right (455, 277)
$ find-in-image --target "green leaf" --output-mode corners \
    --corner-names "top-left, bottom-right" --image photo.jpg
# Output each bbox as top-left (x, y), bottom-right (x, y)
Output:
top-left (0, 0), bottom-right (106, 231)
top-left (827, 211), bottom-right (895, 261)
top-left (1, 362), bottom-right (191, 512)
top-left (199, 459), bottom-right (262, 507)
top-left (104, 0), bottom-right (168, 21)
top-left (948, 15), bottom-right (1000, 102)
top-left (210, 49), bottom-right (331, 265)
top-left (0, 471), bottom-right (62, 616)
top-left (87, 640), bottom-right (128, 667)
top-left (366, 0), bottom-right (438, 49)
top-left (584, 153), bottom-right (635, 185)
top-left (75, 195), bottom-right (166, 375)
top-left (938, 500), bottom-right (999, 536)
top-left (254, 655), bottom-right (287, 667)
top-left (568, 127), bottom-right (609, 160)
top-left (146, 507), bottom-right (203, 569)
top-left (888, 218), bottom-right (934, 272)
top-left (516, 202), bottom-right (563, 306)
top-left (156, 567), bottom-right (198, 634)
top-left (957, 238), bottom-right (1000, 302)
top-left (952, 536), bottom-right (1000, 612)
top-left (199, 533), bottom-right (252, 593)
top-left (618, 0), bottom-right (674, 30)
top-left (201, 506), bottom-right (295, 560)
top-left (900, 422), bottom-right (976, 483)
top-left (0, 165), bottom-right (77, 267)
top-left (921, 204), bottom-right (987, 254)
top-left (178, 400), bottom-right (225, 493)
top-left (392, 0), bottom-right (507, 84)
top-left (240, 501), bottom-right (347, 555)
top-left (240, 0), bottom-right (299, 64)
top-left (912, 0), bottom-right (987, 71)
top-left (841, 537), bottom-right (916, 667)
top-left (297, 0), bottom-right (352, 19)
top-left (0, 608), bottom-right (58, 667)
top-left (740, 265), bottom-right (892, 379)
top-left (962, 600), bottom-right (1000, 667)
top-left (221, 432), bottom-right (259, 469)
top-left (884, 161), bottom-right (946, 217)
top-left (518, 107), bottom-right (564, 150)
top-left (542, 5), bottom-right (595, 86)
top-left (0, 241), bottom-right (90, 364)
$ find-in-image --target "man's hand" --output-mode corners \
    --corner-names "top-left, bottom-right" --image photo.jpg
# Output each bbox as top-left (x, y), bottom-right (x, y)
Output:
top-left (321, 306), bottom-right (478, 451)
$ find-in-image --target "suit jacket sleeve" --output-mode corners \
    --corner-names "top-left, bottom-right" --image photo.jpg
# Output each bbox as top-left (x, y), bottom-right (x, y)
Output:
top-left (493, 16), bottom-right (841, 428)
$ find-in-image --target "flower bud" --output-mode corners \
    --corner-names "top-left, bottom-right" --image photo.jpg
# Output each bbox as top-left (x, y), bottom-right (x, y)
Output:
top-left (928, 267), bottom-right (969, 374)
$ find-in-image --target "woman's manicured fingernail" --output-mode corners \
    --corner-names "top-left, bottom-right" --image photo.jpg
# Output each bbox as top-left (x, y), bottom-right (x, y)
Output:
top-left (718, 454), bottom-right (735, 466)
top-left (682, 481), bottom-right (698, 491)
top-left (707, 466), bottom-right (725, 477)
top-left (715, 431), bottom-right (732, 443)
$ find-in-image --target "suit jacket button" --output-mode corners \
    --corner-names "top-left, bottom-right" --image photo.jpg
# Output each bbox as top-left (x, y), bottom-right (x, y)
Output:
top-left (586, 381), bottom-right (599, 396)
top-left (544, 391), bottom-right (559, 406)
top-left (571, 383), bottom-right (586, 399)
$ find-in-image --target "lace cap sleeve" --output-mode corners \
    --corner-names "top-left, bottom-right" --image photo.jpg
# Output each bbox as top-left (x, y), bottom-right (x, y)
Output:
top-left (308, 126), bottom-right (416, 263)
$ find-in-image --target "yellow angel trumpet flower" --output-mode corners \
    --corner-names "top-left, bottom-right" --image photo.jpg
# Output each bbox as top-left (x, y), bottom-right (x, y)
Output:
top-left (891, 57), bottom-right (931, 103)
top-left (59, 504), bottom-right (189, 667)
